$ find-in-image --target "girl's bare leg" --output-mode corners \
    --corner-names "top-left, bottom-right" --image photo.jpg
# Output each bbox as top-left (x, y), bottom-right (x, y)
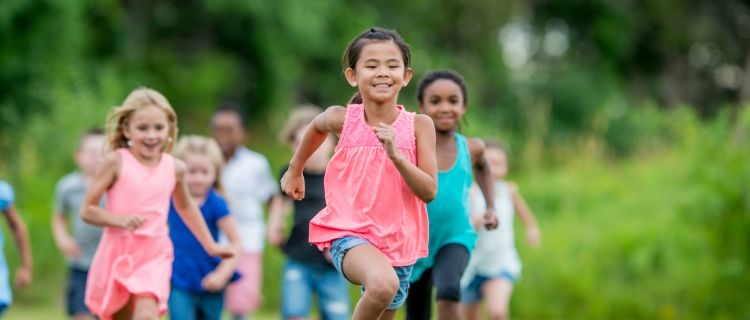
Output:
top-left (483, 279), bottom-right (513, 320)
top-left (131, 294), bottom-right (159, 320)
top-left (112, 294), bottom-right (134, 320)
top-left (379, 309), bottom-right (398, 320)
top-left (343, 244), bottom-right (399, 320)
top-left (462, 302), bottom-right (482, 320)
top-left (436, 300), bottom-right (461, 320)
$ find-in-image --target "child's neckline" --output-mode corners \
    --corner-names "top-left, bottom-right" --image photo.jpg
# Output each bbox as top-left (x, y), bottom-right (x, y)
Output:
top-left (437, 132), bottom-right (460, 173)
top-left (122, 148), bottom-right (163, 169)
top-left (358, 104), bottom-right (404, 127)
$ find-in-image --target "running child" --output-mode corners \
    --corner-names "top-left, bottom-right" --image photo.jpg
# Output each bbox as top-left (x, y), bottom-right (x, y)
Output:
top-left (210, 103), bottom-right (277, 320)
top-left (167, 135), bottom-right (242, 320)
top-left (461, 142), bottom-right (541, 320)
top-left (81, 87), bottom-right (234, 320)
top-left (51, 128), bottom-right (106, 320)
top-left (281, 27), bottom-right (438, 320)
top-left (406, 69), bottom-right (498, 320)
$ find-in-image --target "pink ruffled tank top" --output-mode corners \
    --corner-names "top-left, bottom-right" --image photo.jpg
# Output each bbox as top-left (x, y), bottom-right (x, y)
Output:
top-left (85, 149), bottom-right (175, 319)
top-left (309, 104), bottom-right (429, 266)
top-left (106, 149), bottom-right (175, 235)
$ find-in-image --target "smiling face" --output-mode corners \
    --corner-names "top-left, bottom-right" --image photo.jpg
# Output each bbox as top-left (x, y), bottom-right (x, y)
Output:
top-left (345, 40), bottom-right (413, 104)
top-left (183, 153), bottom-right (217, 199)
top-left (419, 78), bottom-right (466, 133)
top-left (123, 106), bottom-right (170, 161)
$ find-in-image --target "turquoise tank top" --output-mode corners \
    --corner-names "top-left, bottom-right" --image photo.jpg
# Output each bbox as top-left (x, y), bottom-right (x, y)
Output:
top-left (410, 133), bottom-right (477, 281)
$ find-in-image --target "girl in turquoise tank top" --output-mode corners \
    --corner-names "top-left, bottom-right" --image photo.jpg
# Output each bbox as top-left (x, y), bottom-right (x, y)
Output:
top-left (405, 70), bottom-right (498, 320)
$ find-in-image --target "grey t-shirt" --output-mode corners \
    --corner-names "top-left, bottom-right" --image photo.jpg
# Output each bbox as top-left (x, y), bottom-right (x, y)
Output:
top-left (53, 172), bottom-right (104, 270)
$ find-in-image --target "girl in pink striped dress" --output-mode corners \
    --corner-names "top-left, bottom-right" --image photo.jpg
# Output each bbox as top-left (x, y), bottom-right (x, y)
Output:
top-left (81, 87), bottom-right (235, 320)
top-left (281, 27), bottom-right (438, 320)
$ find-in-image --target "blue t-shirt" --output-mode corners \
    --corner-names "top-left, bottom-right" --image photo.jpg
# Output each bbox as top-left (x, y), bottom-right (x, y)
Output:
top-left (168, 189), bottom-right (239, 293)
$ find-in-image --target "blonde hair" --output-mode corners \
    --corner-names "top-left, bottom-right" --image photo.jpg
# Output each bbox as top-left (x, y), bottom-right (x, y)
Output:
top-left (106, 87), bottom-right (178, 152)
top-left (279, 104), bottom-right (323, 145)
top-left (173, 135), bottom-right (226, 194)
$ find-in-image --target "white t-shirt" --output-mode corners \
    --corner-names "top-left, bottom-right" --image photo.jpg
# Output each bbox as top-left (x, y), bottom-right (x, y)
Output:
top-left (221, 147), bottom-right (277, 251)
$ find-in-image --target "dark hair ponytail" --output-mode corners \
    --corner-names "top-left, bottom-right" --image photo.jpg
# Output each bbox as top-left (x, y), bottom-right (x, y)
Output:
top-left (348, 92), bottom-right (363, 105)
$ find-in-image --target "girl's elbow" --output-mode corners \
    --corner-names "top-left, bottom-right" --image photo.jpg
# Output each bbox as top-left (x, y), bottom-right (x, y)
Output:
top-left (81, 214), bottom-right (93, 225)
top-left (80, 208), bottom-right (95, 224)
top-left (421, 183), bottom-right (438, 203)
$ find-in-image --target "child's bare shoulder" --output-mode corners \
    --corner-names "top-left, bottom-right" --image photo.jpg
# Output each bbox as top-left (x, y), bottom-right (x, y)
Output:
top-left (319, 105), bottom-right (347, 133)
top-left (324, 105), bottom-right (347, 119)
top-left (414, 114), bottom-right (435, 128)
top-left (102, 150), bottom-right (122, 167)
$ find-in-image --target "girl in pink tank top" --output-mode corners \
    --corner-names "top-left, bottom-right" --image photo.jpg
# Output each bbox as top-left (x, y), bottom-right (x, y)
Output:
top-left (81, 88), bottom-right (235, 320)
top-left (281, 27), bottom-right (438, 319)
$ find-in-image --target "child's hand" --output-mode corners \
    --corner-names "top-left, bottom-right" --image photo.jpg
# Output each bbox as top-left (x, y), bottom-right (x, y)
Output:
top-left (201, 271), bottom-right (228, 293)
top-left (374, 122), bottom-right (400, 159)
top-left (281, 171), bottom-right (305, 201)
top-left (14, 266), bottom-right (31, 288)
top-left (209, 243), bottom-right (235, 259)
top-left (117, 215), bottom-right (146, 231)
top-left (471, 215), bottom-right (484, 231)
top-left (483, 209), bottom-right (498, 230)
top-left (58, 237), bottom-right (82, 259)
top-left (526, 225), bottom-right (541, 248)
top-left (267, 224), bottom-right (286, 249)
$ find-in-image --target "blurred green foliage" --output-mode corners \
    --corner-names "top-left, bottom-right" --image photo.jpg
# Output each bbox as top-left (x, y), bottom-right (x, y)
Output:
top-left (1, 0), bottom-right (749, 318)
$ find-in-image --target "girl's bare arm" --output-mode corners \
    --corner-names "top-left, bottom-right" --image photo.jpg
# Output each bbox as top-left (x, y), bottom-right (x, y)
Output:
top-left (202, 215), bottom-right (241, 291)
top-left (282, 106), bottom-right (345, 200)
top-left (510, 182), bottom-right (541, 247)
top-left (388, 114), bottom-right (437, 202)
top-left (468, 137), bottom-right (497, 229)
top-left (267, 194), bottom-right (292, 248)
top-left (81, 152), bottom-right (141, 229)
top-left (288, 106), bottom-right (345, 173)
top-left (4, 205), bottom-right (32, 287)
top-left (172, 159), bottom-right (233, 258)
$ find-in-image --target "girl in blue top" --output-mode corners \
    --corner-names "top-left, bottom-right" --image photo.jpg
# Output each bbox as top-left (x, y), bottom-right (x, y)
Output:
top-left (405, 70), bottom-right (498, 320)
top-left (167, 135), bottom-right (241, 320)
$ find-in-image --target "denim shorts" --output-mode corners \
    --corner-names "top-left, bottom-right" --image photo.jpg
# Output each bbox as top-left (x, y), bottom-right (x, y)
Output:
top-left (66, 267), bottom-right (91, 316)
top-left (460, 271), bottom-right (518, 304)
top-left (281, 259), bottom-right (350, 319)
top-left (168, 286), bottom-right (225, 320)
top-left (330, 236), bottom-right (413, 310)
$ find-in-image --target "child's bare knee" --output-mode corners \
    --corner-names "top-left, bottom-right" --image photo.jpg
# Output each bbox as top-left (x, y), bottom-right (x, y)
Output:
top-left (365, 272), bottom-right (399, 304)
top-left (487, 306), bottom-right (509, 320)
top-left (132, 312), bottom-right (158, 320)
top-left (132, 297), bottom-right (158, 320)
